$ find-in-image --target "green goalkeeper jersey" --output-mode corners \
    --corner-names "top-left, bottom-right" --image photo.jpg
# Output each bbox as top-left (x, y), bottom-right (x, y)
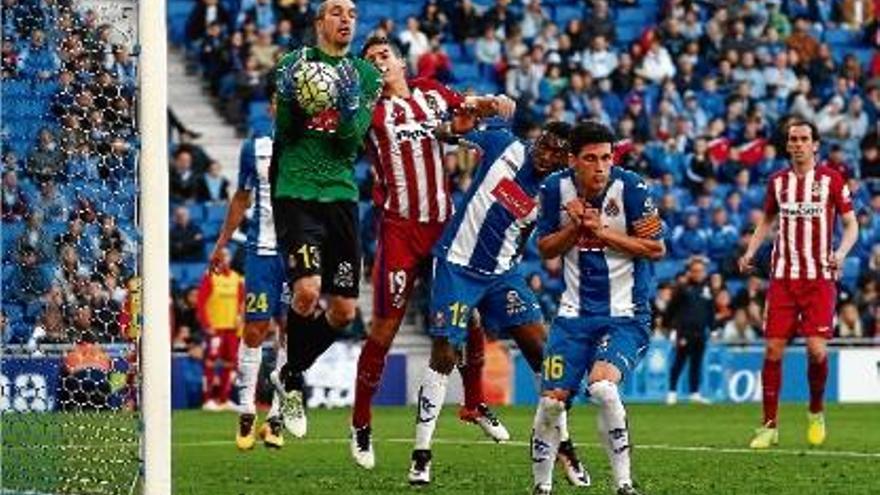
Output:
top-left (273, 46), bottom-right (382, 202)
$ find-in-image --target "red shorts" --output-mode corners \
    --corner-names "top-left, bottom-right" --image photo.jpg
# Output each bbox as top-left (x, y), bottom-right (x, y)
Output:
top-left (372, 217), bottom-right (445, 320)
top-left (764, 279), bottom-right (836, 340)
top-left (205, 330), bottom-right (239, 363)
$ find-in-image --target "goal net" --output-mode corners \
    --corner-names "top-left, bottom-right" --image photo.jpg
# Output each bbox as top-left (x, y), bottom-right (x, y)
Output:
top-left (0, 0), bottom-right (154, 493)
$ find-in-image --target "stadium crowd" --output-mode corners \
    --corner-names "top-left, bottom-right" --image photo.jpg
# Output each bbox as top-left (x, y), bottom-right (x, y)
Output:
top-left (4, 0), bottom-right (880, 358)
top-left (1, 0), bottom-right (139, 347)
top-left (168, 0), bottom-right (880, 348)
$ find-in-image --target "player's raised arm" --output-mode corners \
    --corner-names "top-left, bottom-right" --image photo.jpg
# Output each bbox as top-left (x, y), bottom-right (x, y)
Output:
top-left (536, 174), bottom-right (584, 259)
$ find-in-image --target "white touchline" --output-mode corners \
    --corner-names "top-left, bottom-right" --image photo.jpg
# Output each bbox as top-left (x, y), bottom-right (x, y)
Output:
top-left (170, 438), bottom-right (880, 459)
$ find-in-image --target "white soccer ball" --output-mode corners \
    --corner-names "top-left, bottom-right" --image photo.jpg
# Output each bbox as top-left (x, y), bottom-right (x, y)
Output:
top-left (294, 61), bottom-right (340, 116)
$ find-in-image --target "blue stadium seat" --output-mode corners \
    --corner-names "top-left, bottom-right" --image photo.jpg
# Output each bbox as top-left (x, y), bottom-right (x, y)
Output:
top-left (615, 7), bottom-right (656, 26)
top-left (824, 28), bottom-right (861, 47)
top-left (3, 303), bottom-right (24, 324)
top-left (171, 262), bottom-right (207, 290)
top-left (615, 24), bottom-right (643, 46)
top-left (553, 5), bottom-right (583, 25)
top-left (841, 257), bottom-right (861, 290)
top-left (204, 203), bottom-right (228, 224)
top-left (653, 259), bottom-right (684, 282)
top-left (2, 221), bottom-right (25, 245)
top-left (394, 2), bottom-right (423, 21)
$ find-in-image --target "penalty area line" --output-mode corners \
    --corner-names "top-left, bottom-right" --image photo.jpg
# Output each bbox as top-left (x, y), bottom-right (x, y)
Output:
top-left (173, 437), bottom-right (880, 459)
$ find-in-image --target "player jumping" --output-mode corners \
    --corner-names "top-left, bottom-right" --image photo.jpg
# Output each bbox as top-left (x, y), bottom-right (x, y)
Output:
top-left (530, 121), bottom-right (665, 495)
top-left (407, 121), bottom-right (588, 487)
top-left (740, 119), bottom-right (858, 449)
top-left (269, 0), bottom-right (382, 437)
top-left (352, 35), bottom-right (517, 469)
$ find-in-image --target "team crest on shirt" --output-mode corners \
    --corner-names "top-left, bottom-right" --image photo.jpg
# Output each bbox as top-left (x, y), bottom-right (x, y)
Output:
top-left (432, 310), bottom-right (446, 328)
top-left (505, 290), bottom-right (527, 316)
top-left (604, 198), bottom-right (621, 217)
top-left (811, 182), bottom-right (822, 199)
top-left (333, 261), bottom-right (355, 288)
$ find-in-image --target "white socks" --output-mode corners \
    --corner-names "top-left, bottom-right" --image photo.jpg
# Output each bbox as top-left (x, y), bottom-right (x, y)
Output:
top-left (268, 346), bottom-right (287, 419)
top-left (588, 380), bottom-right (632, 489)
top-left (414, 367), bottom-right (448, 450)
top-left (237, 343), bottom-right (263, 415)
top-left (531, 396), bottom-right (565, 491)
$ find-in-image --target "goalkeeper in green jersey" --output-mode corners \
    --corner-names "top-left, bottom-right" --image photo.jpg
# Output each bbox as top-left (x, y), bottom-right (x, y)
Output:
top-left (268, 0), bottom-right (382, 437)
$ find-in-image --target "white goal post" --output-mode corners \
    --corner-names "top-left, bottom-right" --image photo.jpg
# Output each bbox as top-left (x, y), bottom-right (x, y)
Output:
top-left (138, 0), bottom-right (171, 493)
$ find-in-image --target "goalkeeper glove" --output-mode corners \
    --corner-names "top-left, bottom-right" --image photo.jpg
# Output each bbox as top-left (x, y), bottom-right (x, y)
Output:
top-left (335, 58), bottom-right (361, 121)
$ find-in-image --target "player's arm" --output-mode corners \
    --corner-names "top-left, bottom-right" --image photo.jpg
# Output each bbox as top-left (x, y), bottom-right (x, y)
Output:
top-left (461, 94), bottom-right (516, 120)
top-left (739, 178), bottom-right (779, 273)
top-left (537, 200), bottom-right (589, 259)
top-left (587, 211), bottom-right (667, 260)
top-left (209, 140), bottom-right (256, 269)
top-left (829, 209), bottom-right (858, 277)
top-left (274, 50), bottom-right (308, 144)
top-left (588, 176), bottom-right (666, 260)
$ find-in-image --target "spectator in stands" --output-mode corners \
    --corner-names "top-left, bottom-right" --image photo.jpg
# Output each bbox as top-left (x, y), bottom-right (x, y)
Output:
top-left (861, 137), bottom-right (880, 180)
top-left (19, 29), bottom-right (58, 80)
top-left (580, 34), bottom-right (617, 80)
top-left (785, 16), bottom-right (819, 63)
top-left (474, 25), bottom-right (502, 72)
top-left (4, 245), bottom-right (50, 306)
top-left (27, 128), bottom-right (65, 180)
top-left (706, 207), bottom-right (739, 264)
top-left (279, 0), bottom-right (313, 47)
top-left (53, 242), bottom-right (89, 294)
top-left (106, 45), bottom-right (136, 88)
top-left (170, 149), bottom-right (200, 203)
top-left (2, 37), bottom-right (19, 77)
top-left (170, 206), bottom-right (205, 261)
top-left (186, 0), bottom-right (231, 44)
top-left (1, 169), bottom-right (28, 222)
top-left (58, 308), bottom-right (112, 411)
top-left (16, 211), bottom-right (53, 263)
top-left (720, 308), bottom-right (758, 342)
top-left (173, 286), bottom-right (205, 356)
top-left (505, 53), bottom-right (542, 102)
top-left (196, 161), bottom-right (230, 203)
top-left (398, 17), bottom-right (430, 73)
top-left (417, 37), bottom-right (453, 83)
top-left (837, 301), bottom-right (865, 338)
top-left (671, 207), bottom-right (708, 259)
top-left (637, 39), bottom-right (677, 84)
top-left (199, 21), bottom-right (227, 81)
top-left (520, 0), bottom-right (547, 41)
top-left (421, 0), bottom-right (448, 39)
top-left (666, 257), bottom-right (713, 404)
top-left (582, 0), bottom-right (615, 44)
top-left (239, 0), bottom-right (275, 34)
top-left (250, 30), bottom-right (279, 73)
top-left (450, 0), bottom-right (481, 42)
top-left (33, 178), bottom-right (70, 220)
top-left (713, 288), bottom-right (734, 329)
top-left (482, 0), bottom-right (519, 39)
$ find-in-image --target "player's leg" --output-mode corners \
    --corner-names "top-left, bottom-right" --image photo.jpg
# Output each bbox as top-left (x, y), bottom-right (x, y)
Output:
top-left (236, 254), bottom-right (282, 449)
top-left (456, 321), bottom-right (511, 441)
top-left (751, 279), bottom-right (798, 448)
top-left (802, 279), bottom-right (835, 446)
top-left (270, 198), bottom-right (326, 435)
top-left (260, 319), bottom-right (288, 448)
top-left (687, 336), bottom-right (709, 403)
top-left (586, 318), bottom-right (650, 495)
top-left (202, 335), bottom-right (221, 410)
top-left (409, 259), bottom-right (480, 486)
top-left (217, 331), bottom-right (239, 409)
top-left (531, 317), bottom-right (592, 494)
top-left (352, 219), bottom-right (426, 468)
top-left (666, 337), bottom-right (687, 404)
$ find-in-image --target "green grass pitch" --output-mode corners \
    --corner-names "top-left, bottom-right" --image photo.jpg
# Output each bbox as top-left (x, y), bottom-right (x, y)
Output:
top-left (173, 403), bottom-right (880, 495)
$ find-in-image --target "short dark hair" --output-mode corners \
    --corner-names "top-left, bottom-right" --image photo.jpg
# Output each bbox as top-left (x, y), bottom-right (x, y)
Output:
top-left (570, 120), bottom-right (616, 155)
top-left (783, 118), bottom-right (819, 142)
top-left (541, 121), bottom-right (572, 143)
top-left (360, 35), bottom-right (401, 58)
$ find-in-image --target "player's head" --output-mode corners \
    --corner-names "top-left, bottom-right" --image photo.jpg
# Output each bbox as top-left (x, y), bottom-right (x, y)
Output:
top-left (570, 120), bottom-right (616, 195)
top-left (783, 118), bottom-right (819, 166)
top-left (315, 0), bottom-right (357, 54)
top-left (361, 36), bottom-right (406, 89)
top-left (532, 121), bottom-right (572, 174)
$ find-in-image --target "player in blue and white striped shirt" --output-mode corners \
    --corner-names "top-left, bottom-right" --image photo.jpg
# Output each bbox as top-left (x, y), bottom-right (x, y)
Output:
top-left (530, 121), bottom-right (666, 495)
top-left (408, 122), bottom-right (591, 486)
top-left (208, 93), bottom-right (305, 451)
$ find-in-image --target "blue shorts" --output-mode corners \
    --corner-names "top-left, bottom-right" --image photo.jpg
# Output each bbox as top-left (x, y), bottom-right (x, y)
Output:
top-left (428, 258), bottom-right (542, 347)
top-left (542, 316), bottom-right (650, 392)
top-left (244, 252), bottom-right (289, 322)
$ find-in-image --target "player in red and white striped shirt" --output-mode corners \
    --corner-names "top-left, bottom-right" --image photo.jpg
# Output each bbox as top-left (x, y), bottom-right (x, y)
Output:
top-left (351, 36), bottom-right (517, 469)
top-left (739, 120), bottom-right (858, 449)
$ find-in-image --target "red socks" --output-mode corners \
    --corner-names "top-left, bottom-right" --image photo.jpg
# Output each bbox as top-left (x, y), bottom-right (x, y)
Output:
top-left (461, 327), bottom-right (486, 410)
top-left (218, 366), bottom-right (234, 404)
top-left (808, 357), bottom-right (828, 414)
top-left (762, 358), bottom-right (782, 427)
top-left (353, 337), bottom-right (390, 428)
